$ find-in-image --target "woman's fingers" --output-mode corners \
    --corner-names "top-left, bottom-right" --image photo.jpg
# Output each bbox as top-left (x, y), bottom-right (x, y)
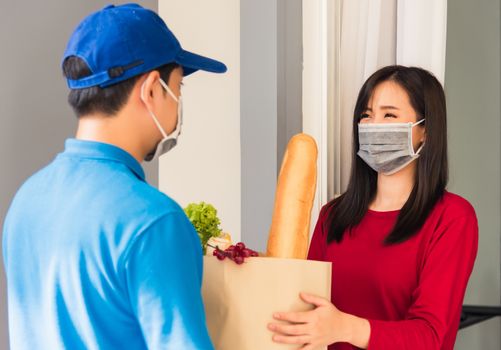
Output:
top-left (300, 292), bottom-right (330, 307)
top-left (270, 294), bottom-right (331, 348)
top-left (274, 310), bottom-right (311, 323)
top-left (268, 322), bottom-right (310, 336)
top-left (299, 344), bottom-right (316, 350)
top-left (272, 333), bottom-right (310, 345)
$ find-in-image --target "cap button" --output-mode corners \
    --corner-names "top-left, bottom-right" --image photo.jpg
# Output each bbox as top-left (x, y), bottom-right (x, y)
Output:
top-left (103, 5), bottom-right (115, 10)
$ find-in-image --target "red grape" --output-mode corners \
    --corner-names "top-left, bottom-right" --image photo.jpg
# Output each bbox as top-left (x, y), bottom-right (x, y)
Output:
top-left (213, 242), bottom-right (259, 264)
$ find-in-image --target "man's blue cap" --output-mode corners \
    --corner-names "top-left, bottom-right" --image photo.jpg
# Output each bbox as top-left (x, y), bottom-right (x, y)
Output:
top-left (63, 3), bottom-right (227, 89)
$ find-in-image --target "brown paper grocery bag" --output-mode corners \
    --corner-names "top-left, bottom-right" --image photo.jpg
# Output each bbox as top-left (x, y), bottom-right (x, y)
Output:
top-left (202, 256), bottom-right (332, 350)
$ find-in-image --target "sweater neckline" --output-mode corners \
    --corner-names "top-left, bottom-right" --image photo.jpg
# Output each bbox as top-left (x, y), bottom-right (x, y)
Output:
top-left (366, 208), bottom-right (400, 218)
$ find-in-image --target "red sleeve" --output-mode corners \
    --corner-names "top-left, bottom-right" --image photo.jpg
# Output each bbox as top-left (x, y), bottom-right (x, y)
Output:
top-left (307, 205), bottom-right (330, 262)
top-left (367, 213), bottom-right (478, 350)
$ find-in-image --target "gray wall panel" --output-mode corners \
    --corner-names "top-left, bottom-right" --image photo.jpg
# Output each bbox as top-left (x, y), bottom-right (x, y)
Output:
top-left (445, 0), bottom-right (501, 348)
top-left (241, 0), bottom-right (302, 253)
top-left (240, 0), bottom-right (278, 252)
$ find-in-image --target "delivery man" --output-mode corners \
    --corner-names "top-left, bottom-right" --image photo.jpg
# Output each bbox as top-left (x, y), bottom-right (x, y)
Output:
top-left (2, 3), bottom-right (225, 349)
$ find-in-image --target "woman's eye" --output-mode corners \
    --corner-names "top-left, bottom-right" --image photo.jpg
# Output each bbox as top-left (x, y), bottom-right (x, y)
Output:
top-left (384, 113), bottom-right (397, 118)
top-left (360, 113), bottom-right (371, 120)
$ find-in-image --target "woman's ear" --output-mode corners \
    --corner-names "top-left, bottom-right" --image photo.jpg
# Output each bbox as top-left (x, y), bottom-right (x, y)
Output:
top-left (420, 129), bottom-right (426, 143)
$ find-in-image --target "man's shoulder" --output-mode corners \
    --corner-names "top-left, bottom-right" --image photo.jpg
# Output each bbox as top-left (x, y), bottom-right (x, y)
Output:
top-left (109, 180), bottom-right (193, 250)
top-left (6, 160), bottom-right (56, 211)
top-left (124, 180), bottom-right (185, 218)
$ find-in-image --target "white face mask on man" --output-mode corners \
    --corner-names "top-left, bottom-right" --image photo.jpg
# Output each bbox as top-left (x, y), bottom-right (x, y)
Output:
top-left (141, 78), bottom-right (183, 162)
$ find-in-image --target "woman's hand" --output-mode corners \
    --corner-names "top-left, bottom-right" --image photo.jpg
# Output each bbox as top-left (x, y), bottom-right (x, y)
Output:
top-left (268, 292), bottom-right (370, 350)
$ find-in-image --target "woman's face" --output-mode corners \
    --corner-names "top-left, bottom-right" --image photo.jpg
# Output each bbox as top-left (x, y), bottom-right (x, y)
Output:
top-left (360, 80), bottom-right (425, 152)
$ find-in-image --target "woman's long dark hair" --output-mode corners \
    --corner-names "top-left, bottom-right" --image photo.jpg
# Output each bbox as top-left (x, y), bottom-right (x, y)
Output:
top-left (326, 65), bottom-right (448, 245)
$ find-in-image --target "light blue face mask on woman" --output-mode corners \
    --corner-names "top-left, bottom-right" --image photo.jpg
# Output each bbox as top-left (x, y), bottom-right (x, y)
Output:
top-left (357, 119), bottom-right (425, 175)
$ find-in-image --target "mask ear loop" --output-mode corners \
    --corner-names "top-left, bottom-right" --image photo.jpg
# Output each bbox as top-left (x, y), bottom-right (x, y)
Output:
top-left (159, 78), bottom-right (179, 102)
top-left (409, 118), bottom-right (426, 156)
top-left (412, 118), bottom-right (426, 127)
top-left (141, 81), bottom-right (168, 139)
top-left (414, 142), bottom-right (425, 156)
top-left (158, 78), bottom-right (182, 138)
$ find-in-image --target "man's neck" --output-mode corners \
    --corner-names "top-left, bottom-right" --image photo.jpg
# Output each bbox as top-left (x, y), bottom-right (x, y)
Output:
top-left (75, 115), bottom-right (145, 163)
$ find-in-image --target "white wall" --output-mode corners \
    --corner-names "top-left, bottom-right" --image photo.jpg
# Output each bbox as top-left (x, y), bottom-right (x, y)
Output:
top-left (158, 0), bottom-right (241, 242)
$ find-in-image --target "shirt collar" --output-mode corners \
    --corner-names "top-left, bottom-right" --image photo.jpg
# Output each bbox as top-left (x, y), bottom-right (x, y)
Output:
top-left (60, 138), bottom-right (146, 181)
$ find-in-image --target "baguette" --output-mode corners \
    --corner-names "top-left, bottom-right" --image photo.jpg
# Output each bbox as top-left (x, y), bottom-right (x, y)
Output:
top-left (266, 134), bottom-right (317, 259)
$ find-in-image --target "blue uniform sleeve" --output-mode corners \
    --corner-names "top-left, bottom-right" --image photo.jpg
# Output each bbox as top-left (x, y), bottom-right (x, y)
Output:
top-left (122, 212), bottom-right (214, 350)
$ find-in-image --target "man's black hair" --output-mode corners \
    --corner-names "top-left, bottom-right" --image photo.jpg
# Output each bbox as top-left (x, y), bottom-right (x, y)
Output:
top-left (62, 57), bottom-right (179, 117)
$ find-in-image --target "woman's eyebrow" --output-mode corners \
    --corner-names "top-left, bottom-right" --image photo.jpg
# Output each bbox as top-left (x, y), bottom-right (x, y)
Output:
top-left (363, 106), bottom-right (400, 111)
top-left (380, 105), bottom-right (399, 110)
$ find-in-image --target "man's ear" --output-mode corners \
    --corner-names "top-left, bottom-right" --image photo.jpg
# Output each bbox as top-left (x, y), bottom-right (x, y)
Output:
top-left (139, 70), bottom-right (161, 109)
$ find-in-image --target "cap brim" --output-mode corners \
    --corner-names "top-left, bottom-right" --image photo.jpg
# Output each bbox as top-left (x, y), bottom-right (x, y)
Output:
top-left (175, 49), bottom-right (227, 76)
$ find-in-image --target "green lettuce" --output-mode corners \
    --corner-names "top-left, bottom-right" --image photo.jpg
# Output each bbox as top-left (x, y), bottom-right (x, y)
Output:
top-left (184, 202), bottom-right (222, 254)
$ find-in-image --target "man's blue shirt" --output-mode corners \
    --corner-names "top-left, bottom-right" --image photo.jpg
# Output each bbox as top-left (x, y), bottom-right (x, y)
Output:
top-left (3, 139), bottom-right (214, 349)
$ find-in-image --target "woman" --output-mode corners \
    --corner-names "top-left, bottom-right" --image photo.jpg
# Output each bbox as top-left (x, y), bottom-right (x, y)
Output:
top-left (268, 66), bottom-right (478, 350)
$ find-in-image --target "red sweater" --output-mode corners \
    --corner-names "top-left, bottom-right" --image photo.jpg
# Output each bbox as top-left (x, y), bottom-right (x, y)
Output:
top-left (307, 192), bottom-right (478, 350)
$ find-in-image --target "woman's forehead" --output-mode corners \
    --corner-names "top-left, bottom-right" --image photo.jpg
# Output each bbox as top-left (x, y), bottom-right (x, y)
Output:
top-left (366, 81), bottom-right (411, 109)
